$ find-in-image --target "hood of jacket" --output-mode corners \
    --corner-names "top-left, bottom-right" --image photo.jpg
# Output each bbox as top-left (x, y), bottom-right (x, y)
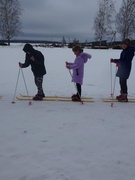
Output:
top-left (23, 44), bottom-right (34, 54)
top-left (79, 52), bottom-right (92, 63)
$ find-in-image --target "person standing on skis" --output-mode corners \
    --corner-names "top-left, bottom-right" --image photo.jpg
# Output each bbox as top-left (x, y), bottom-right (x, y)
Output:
top-left (110, 39), bottom-right (135, 102)
top-left (19, 43), bottom-right (46, 100)
top-left (66, 45), bottom-right (92, 101)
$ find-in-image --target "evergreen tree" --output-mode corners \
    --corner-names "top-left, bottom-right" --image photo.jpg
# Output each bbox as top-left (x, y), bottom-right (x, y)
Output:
top-left (62, 36), bottom-right (66, 46)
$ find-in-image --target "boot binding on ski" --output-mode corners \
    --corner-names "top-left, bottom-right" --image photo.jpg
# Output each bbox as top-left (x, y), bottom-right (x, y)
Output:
top-left (72, 95), bottom-right (81, 102)
top-left (117, 94), bottom-right (128, 102)
top-left (33, 94), bottom-right (43, 101)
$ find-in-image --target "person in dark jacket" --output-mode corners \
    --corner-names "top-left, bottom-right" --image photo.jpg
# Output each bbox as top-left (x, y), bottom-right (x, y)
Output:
top-left (110, 39), bottom-right (135, 102)
top-left (19, 43), bottom-right (46, 100)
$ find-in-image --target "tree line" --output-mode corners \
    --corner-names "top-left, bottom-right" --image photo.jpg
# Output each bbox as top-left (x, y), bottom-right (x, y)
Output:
top-left (0, 0), bottom-right (135, 45)
top-left (93, 0), bottom-right (135, 45)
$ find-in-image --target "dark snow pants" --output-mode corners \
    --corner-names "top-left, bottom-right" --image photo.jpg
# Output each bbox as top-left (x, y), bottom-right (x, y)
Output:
top-left (119, 78), bottom-right (127, 94)
top-left (76, 83), bottom-right (81, 98)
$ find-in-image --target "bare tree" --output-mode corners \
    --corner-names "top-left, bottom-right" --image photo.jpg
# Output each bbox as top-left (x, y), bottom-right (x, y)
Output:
top-left (93, 0), bottom-right (115, 47)
top-left (0, 0), bottom-right (22, 45)
top-left (116, 0), bottom-right (135, 40)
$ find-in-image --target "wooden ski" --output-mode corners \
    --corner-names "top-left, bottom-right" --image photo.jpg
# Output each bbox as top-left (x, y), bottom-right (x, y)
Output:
top-left (16, 96), bottom-right (94, 102)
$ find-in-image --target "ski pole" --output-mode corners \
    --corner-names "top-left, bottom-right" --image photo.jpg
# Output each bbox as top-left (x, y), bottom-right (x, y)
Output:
top-left (110, 61), bottom-right (114, 107)
top-left (20, 68), bottom-right (32, 105)
top-left (110, 64), bottom-right (118, 107)
top-left (12, 68), bottom-right (21, 104)
top-left (68, 69), bottom-right (83, 104)
top-left (110, 62), bottom-right (113, 97)
top-left (112, 66), bottom-right (118, 96)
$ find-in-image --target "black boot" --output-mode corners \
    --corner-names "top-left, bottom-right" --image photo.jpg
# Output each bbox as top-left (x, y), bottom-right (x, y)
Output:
top-left (33, 94), bottom-right (43, 100)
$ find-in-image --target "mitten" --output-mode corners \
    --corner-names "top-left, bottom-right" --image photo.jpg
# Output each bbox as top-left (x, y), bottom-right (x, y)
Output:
top-left (19, 62), bottom-right (22, 68)
top-left (110, 58), bottom-right (114, 63)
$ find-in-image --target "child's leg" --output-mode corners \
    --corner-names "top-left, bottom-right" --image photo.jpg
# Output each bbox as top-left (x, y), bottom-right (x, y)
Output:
top-left (119, 78), bottom-right (127, 94)
top-left (34, 76), bottom-right (44, 96)
top-left (117, 78), bottom-right (128, 101)
top-left (76, 83), bottom-right (81, 98)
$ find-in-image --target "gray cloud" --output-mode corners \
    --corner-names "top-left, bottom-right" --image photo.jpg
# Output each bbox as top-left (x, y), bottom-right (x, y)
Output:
top-left (19, 0), bottom-right (123, 41)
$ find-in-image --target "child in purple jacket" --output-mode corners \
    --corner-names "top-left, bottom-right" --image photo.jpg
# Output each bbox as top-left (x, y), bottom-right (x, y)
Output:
top-left (66, 46), bottom-right (92, 101)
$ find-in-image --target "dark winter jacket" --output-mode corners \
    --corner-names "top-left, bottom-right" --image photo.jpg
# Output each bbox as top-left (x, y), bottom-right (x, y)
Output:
top-left (114, 46), bottom-right (135, 79)
top-left (22, 44), bottom-right (46, 77)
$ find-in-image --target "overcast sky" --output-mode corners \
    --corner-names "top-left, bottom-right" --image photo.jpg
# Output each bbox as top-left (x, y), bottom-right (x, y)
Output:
top-left (19, 0), bottom-right (123, 41)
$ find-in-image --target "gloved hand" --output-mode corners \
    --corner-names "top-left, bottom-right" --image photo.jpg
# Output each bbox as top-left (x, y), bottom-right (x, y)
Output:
top-left (65, 61), bottom-right (68, 65)
top-left (116, 62), bottom-right (120, 67)
top-left (65, 61), bottom-right (69, 68)
top-left (110, 58), bottom-right (114, 63)
top-left (19, 62), bottom-right (22, 68)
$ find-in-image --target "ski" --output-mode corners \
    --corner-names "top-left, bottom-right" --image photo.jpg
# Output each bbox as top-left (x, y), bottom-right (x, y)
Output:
top-left (19, 94), bottom-right (93, 100)
top-left (16, 96), bottom-right (94, 102)
top-left (101, 98), bottom-right (135, 103)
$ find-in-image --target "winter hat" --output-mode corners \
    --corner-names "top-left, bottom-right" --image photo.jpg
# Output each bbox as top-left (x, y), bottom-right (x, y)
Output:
top-left (121, 39), bottom-right (130, 45)
top-left (23, 43), bottom-right (34, 53)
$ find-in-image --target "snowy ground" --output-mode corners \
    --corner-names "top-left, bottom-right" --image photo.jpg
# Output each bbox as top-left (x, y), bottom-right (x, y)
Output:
top-left (0, 44), bottom-right (135, 180)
